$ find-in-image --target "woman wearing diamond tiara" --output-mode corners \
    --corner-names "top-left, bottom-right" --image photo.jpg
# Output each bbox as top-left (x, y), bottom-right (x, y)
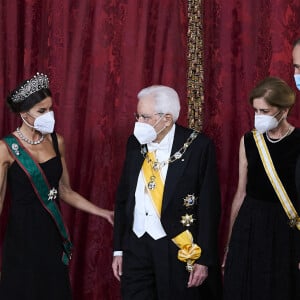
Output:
top-left (0, 72), bottom-right (114, 300)
top-left (223, 77), bottom-right (300, 300)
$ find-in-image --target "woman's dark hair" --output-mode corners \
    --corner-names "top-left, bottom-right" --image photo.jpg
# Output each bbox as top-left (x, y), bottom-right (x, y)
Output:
top-left (7, 75), bottom-right (51, 113)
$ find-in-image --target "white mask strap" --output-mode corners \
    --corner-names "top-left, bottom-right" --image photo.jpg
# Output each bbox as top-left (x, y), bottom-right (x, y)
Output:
top-left (20, 114), bottom-right (34, 129)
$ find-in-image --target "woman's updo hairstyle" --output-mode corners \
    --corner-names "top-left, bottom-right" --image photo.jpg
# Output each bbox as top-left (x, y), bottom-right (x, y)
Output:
top-left (249, 76), bottom-right (295, 109)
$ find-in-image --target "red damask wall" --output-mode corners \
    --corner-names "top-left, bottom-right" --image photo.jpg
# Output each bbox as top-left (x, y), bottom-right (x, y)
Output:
top-left (0, 1), bottom-right (299, 299)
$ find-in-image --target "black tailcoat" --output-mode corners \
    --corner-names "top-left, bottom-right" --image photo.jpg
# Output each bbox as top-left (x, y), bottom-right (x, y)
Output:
top-left (113, 124), bottom-right (222, 299)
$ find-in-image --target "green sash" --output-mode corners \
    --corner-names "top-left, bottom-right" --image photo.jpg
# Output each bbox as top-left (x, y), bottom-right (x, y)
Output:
top-left (4, 134), bottom-right (73, 265)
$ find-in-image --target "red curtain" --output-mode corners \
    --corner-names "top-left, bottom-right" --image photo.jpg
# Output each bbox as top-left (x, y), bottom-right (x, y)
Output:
top-left (203, 0), bottom-right (300, 251)
top-left (0, 1), bottom-right (187, 299)
top-left (1, 1), bottom-right (300, 299)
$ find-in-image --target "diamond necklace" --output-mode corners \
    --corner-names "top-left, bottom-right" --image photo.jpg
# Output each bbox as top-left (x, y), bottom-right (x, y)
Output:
top-left (266, 126), bottom-right (292, 144)
top-left (16, 127), bottom-right (44, 145)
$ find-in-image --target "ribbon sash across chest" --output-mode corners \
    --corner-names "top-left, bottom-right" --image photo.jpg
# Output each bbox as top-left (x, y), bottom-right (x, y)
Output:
top-left (4, 135), bottom-right (73, 265)
top-left (253, 130), bottom-right (300, 230)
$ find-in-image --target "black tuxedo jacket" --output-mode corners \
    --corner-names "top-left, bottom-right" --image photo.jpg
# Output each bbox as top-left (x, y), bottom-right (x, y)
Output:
top-left (113, 124), bottom-right (221, 267)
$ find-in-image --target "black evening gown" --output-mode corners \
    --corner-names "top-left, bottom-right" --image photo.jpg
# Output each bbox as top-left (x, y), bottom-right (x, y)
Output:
top-left (0, 133), bottom-right (72, 300)
top-left (223, 129), bottom-right (300, 300)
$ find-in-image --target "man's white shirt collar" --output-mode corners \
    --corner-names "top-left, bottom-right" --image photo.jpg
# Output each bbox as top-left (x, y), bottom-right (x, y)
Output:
top-left (147, 124), bottom-right (175, 153)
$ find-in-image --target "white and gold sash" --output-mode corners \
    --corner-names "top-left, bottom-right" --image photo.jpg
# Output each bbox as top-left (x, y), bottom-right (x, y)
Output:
top-left (253, 130), bottom-right (300, 230)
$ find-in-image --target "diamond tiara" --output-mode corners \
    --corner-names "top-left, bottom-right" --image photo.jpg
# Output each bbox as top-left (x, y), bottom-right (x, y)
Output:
top-left (11, 72), bottom-right (49, 103)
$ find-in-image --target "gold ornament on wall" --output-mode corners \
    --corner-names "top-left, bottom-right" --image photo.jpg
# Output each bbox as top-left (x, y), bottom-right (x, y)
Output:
top-left (187, 0), bottom-right (204, 132)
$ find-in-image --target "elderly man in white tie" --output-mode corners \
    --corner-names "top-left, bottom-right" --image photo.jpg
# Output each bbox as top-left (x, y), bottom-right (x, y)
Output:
top-left (112, 85), bottom-right (222, 300)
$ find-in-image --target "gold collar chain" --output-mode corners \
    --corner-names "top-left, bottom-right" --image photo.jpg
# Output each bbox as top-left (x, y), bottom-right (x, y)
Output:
top-left (141, 130), bottom-right (198, 170)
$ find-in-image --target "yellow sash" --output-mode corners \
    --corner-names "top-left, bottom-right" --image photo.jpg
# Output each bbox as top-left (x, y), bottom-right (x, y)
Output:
top-left (253, 130), bottom-right (300, 230)
top-left (142, 151), bottom-right (164, 217)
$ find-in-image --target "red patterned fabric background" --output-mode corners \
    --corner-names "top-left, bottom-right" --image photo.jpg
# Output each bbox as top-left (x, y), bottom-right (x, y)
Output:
top-left (0, 1), bottom-right (187, 299)
top-left (203, 0), bottom-right (300, 252)
top-left (0, 1), bottom-right (299, 299)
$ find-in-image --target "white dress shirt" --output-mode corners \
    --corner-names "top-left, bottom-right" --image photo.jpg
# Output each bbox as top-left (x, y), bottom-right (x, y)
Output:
top-left (133, 124), bottom-right (175, 240)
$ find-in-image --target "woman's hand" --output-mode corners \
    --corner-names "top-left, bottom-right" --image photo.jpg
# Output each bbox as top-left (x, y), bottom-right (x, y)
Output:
top-left (104, 209), bottom-right (114, 225)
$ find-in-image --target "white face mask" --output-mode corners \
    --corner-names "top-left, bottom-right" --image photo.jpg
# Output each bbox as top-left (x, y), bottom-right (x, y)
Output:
top-left (134, 122), bottom-right (157, 144)
top-left (34, 111), bottom-right (55, 134)
top-left (254, 111), bottom-right (281, 134)
top-left (22, 111), bottom-right (55, 134)
top-left (294, 74), bottom-right (300, 91)
top-left (133, 114), bottom-right (166, 144)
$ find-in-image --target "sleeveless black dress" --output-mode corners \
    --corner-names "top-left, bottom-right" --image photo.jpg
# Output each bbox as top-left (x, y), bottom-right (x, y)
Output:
top-left (223, 129), bottom-right (300, 300)
top-left (0, 133), bottom-right (72, 300)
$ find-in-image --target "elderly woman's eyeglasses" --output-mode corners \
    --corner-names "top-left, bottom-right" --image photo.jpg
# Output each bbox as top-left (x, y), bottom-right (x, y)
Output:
top-left (134, 113), bottom-right (163, 122)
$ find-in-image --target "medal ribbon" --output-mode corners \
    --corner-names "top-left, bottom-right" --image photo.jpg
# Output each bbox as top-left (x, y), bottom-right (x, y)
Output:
top-left (4, 135), bottom-right (73, 264)
top-left (253, 130), bottom-right (300, 230)
top-left (142, 151), bottom-right (164, 217)
top-left (172, 230), bottom-right (201, 272)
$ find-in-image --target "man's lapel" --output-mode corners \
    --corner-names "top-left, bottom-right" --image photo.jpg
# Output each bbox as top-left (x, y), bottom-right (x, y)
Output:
top-left (128, 141), bottom-right (145, 201)
top-left (162, 125), bottom-right (190, 212)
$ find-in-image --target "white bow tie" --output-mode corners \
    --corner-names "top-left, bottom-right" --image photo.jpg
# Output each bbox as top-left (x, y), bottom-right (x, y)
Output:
top-left (147, 142), bottom-right (170, 153)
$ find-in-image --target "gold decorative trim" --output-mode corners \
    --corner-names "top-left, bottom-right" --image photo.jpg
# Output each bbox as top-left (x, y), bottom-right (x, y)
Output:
top-left (187, 0), bottom-right (204, 132)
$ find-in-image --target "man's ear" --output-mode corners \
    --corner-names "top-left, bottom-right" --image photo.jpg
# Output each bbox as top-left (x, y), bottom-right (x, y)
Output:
top-left (164, 113), bottom-right (174, 126)
top-left (284, 107), bottom-right (291, 117)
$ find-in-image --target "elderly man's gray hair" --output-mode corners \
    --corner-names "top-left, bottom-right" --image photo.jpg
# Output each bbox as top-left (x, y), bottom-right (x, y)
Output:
top-left (137, 85), bottom-right (181, 122)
